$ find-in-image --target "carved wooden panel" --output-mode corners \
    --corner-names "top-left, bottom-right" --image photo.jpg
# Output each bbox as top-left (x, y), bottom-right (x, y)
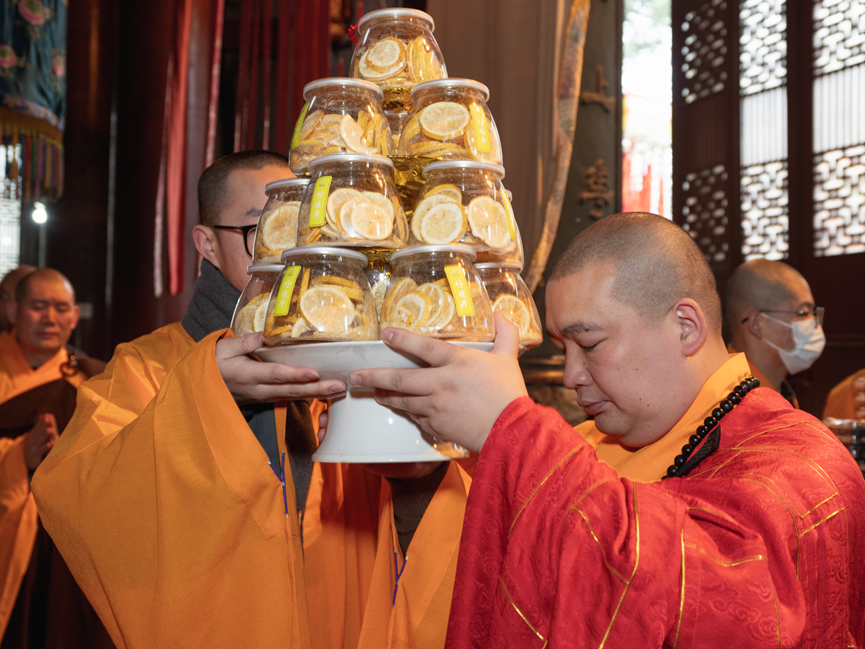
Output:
top-left (813, 144), bottom-right (865, 257)
top-left (680, 0), bottom-right (730, 104)
top-left (740, 0), bottom-right (787, 95)
top-left (741, 160), bottom-right (789, 260)
top-left (681, 164), bottom-right (730, 262)
top-left (814, 0), bottom-right (865, 75)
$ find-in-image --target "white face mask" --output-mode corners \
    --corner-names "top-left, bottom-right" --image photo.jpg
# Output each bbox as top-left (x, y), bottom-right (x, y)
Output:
top-left (760, 313), bottom-right (826, 375)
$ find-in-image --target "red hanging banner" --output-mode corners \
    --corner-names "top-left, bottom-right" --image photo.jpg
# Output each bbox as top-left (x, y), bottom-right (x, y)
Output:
top-left (275, 0), bottom-right (291, 153)
top-left (234, 0), bottom-right (253, 151)
top-left (261, 0), bottom-right (272, 149)
top-left (247, 0), bottom-right (261, 150)
top-left (205, 0), bottom-right (225, 167)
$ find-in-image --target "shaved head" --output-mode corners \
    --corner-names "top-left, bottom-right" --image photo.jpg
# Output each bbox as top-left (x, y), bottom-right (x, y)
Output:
top-left (0, 265), bottom-right (37, 330)
top-left (16, 268), bottom-right (76, 304)
top-left (550, 213), bottom-right (722, 336)
top-left (725, 260), bottom-right (808, 328)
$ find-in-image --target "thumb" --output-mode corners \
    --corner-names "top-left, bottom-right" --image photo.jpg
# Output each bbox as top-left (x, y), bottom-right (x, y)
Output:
top-left (491, 311), bottom-right (520, 360)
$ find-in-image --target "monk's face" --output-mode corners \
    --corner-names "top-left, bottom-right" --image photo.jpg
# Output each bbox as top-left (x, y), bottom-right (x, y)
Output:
top-left (211, 165), bottom-right (292, 292)
top-left (15, 277), bottom-right (79, 356)
top-left (546, 262), bottom-right (695, 447)
top-left (757, 275), bottom-right (816, 351)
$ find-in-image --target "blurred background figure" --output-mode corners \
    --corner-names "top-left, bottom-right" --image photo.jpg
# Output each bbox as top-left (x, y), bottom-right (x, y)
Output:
top-left (725, 259), bottom-right (825, 408)
top-left (0, 266), bottom-right (36, 332)
top-left (0, 268), bottom-right (113, 648)
top-left (824, 368), bottom-right (865, 421)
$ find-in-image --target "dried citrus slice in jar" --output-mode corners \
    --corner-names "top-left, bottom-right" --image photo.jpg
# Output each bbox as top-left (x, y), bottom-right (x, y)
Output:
top-left (367, 38), bottom-right (406, 73)
top-left (394, 290), bottom-right (431, 331)
top-left (349, 200), bottom-right (394, 241)
top-left (327, 188), bottom-right (365, 232)
top-left (419, 202), bottom-right (466, 245)
top-left (382, 276), bottom-right (418, 322)
top-left (427, 184), bottom-right (462, 203)
top-left (430, 290), bottom-right (456, 329)
top-left (299, 285), bottom-right (356, 335)
top-left (411, 193), bottom-right (459, 241)
top-left (419, 102), bottom-right (471, 141)
top-left (339, 114), bottom-right (376, 154)
top-left (261, 202), bottom-right (300, 250)
top-left (493, 294), bottom-right (531, 337)
top-left (467, 196), bottom-right (511, 249)
top-left (419, 282), bottom-right (446, 326)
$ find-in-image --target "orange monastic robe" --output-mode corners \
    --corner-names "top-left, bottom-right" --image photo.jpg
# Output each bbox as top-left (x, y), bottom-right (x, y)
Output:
top-left (0, 331), bottom-right (86, 637)
top-left (31, 323), bottom-right (467, 648)
top-left (446, 355), bottom-right (865, 647)
top-left (823, 367), bottom-right (865, 420)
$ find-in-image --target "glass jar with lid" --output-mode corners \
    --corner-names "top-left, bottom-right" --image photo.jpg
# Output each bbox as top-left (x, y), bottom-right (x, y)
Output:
top-left (474, 188), bottom-right (524, 264)
top-left (231, 265), bottom-right (283, 336)
top-left (262, 247), bottom-right (379, 345)
top-left (475, 262), bottom-right (542, 349)
top-left (380, 244), bottom-right (494, 340)
top-left (296, 154), bottom-right (409, 249)
top-left (350, 8), bottom-right (447, 111)
top-left (409, 161), bottom-right (520, 259)
top-left (289, 78), bottom-right (393, 176)
top-left (252, 178), bottom-right (311, 264)
top-left (396, 79), bottom-right (502, 165)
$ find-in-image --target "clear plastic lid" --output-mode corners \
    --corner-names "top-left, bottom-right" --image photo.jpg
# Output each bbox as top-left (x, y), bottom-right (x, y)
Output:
top-left (247, 264), bottom-right (285, 273)
top-left (303, 77), bottom-right (384, 101)
top-left (474, 261), bottom-right (524, 271)
top-left (281, 246), bottom-right (369, 264)
top-left (307, 153), bottom-right (395, 171)
top-left (265, 178), bottom-right (311, 193)
top-left (357, 7), bottom-right (435, 33)
top-left (423, 160), bottom-right (506, 178)
top-left (410, 78), bottom-right (490, 101)
top-left (389, 243), bottom-right (477, 262)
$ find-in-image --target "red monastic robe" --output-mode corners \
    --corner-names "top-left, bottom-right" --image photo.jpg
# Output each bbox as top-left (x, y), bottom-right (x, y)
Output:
top-left (31, 323), bottom-right (468, 648)
top-left (446, 359), bottom-right (865, 647)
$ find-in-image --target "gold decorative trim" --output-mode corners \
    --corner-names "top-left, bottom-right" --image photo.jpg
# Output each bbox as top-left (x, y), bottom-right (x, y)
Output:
top-left (798, 508), bottom-right (844, 537)
top-left (673, 531), bottom-right (685, 649)
top-left (510, 445), bottom-right (583, 538)
top-left (568, 506), bottom-right (628, 584)
top-left (499, 575), bottom-right (546, 643)
top-left (683, 542), bottom-right (766, 567)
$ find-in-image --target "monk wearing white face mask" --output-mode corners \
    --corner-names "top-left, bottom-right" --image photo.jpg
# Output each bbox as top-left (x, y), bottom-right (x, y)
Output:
top-left (725, 259), bottom-right (825, 408)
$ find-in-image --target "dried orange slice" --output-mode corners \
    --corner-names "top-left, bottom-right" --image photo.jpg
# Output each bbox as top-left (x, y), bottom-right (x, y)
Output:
top-left (367, 38), bottom-right (406, 72)
top-left (362, 191), bottom-right (396, 220)
top-left (253, 299), bottom-right (269, 332)
top-left (359, 49), bottom-right (404, 81)
top-left (467, 196), bottom-right (511, 249)
top-left (493, 294), bottom-right (532, 338)
top-left (298, 110), bottom-right (324, 141)
top-left (339, 114), bottom-right (375, 154)
top-left (428, 184), bottom-right (462, 203)
top-left (311, 275), bottom-right (362, 290)
top-left (419, 201), bottom-right (466, 245)
top-left (327, 188), bottom-right (365, 230)
top-left (261, 202), bottom-right (300, 250)
top-left (233, 303), bottom-right (257, 335)
top-left (412, 193), bottom-right (459, 241)
top-left (292, 317), bottom-right (312, 338)
top-left (420, 102), bottom-right (470, 141)
top-left (299, 286), bottom-right (355, 335)
top-left (382, 277), bottom-right (418, 322)
top-left (407, 140), bottom-right (467, 158)
top-left (430, 290), bottom-right (456, 329)
top-left (394, 290), bottom-right (431, 331)
top-left (419, 282), bottom-right (446, 326)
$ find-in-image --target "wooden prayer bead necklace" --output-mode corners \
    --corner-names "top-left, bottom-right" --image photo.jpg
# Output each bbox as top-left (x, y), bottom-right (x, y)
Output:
top-left (664, 377), bottom-right (760, 479)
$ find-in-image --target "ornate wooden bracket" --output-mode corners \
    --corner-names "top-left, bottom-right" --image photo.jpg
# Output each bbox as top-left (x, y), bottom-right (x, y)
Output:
top-left (579, 65), bottom-right (616, 111)
top-left (580, 158), bottom-right (614, 219)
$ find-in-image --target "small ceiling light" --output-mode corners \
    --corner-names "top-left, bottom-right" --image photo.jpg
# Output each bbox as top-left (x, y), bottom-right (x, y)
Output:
top-left (32, 201), bottom-right (47, 224)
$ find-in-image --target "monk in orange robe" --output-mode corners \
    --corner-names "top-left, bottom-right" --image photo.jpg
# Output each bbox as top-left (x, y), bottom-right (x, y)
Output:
top-left (824, 368), bottom-right (865, 420)
top-left (0, 268), bottom-right (113, 647)
top-left (352, 213), bottom-right (865, 647)
top-left (724, 259), bottom-right (826, 409)
top-left (31, 151), bottom-right (469, 649)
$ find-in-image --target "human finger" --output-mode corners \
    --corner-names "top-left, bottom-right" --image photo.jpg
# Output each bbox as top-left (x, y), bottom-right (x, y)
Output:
top-left (251, 381), bottom-right (346, 401)
top-left (491, 312), bottom-right (521, 360)
top-left (216, 332), bottom-right (265, 360)
top-left (371, 388), bottom-right (432, 417)
top-left (349, 366), bottom-right (437, 396)
top-left (379, 327), bottom-right (461, 368)
top-left (257, 359), bottom-right (323, 385)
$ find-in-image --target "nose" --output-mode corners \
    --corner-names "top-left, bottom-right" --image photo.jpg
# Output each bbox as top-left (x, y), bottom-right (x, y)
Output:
top-left (562, 355), bottom-right (592, 389)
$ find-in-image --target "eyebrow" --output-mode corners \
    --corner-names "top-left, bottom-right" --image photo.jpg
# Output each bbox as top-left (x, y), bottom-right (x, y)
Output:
top-left (244, 207), bottom-right (262, 219)
top-left (561, 320), bottom-right (605, 335)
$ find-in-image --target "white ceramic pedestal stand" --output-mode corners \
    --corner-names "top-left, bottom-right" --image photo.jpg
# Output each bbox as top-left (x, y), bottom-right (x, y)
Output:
top-left (255, 340), bottom-right (492, 462)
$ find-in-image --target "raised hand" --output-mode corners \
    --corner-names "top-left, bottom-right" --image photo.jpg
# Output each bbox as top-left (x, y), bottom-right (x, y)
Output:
top-left (349, 312), bottom-right (528, 452)
top-left (25, 413), bottom-right (58, 470)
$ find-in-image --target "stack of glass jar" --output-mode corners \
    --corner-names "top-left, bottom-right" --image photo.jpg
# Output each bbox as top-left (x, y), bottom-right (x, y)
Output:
top-left (232, 7), bottom-right (542, 350)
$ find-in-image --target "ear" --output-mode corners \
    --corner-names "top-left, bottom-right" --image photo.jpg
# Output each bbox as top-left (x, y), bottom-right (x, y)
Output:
top-left (672, 299), bottom-right (707, 357)
top-left (743, 311), bottom-right (763, 339)
top-left (192, 224), bottom-right (222, 271)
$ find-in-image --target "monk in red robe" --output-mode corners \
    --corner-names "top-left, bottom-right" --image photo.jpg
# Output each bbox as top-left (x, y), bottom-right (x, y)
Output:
top-left (352, 213), bottom-right (865, 647)
top-left (31, 151), bottom-right (470, 649)
top-left (0, 269), bottom-right (112, 647)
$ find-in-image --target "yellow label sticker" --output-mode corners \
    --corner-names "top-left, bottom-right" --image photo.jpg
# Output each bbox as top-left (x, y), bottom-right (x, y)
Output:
top-left (273, 266), bottom-right (301, 317)
top-left (444, 264), bottom-right (475, 317)
top-left (308, 176), bottom-right (332, 227)
top-left (500, 189), bottom-right (517, 241)
top-left (470, 104), bottom-right (491, 154)
top-left (290, 102), bottom-right (310, 149)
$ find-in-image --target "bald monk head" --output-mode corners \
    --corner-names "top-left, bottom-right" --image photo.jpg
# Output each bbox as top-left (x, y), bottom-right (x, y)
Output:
top-left (14, 268), bottom-right (80, 368)
top-left (726, 259), bottom-right (822, 389)
top-left (0, 264), bottom-right (37, 331)
top-left (192, 150), bottom-right (292, 292)
top-left (545, 213), bottom-right (730, 447)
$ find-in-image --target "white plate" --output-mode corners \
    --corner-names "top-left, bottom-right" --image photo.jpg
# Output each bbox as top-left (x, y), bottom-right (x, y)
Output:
top-left (255, 340), bottom-right (493, 462)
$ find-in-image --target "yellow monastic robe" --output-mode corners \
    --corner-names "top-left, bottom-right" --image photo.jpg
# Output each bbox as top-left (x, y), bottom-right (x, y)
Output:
top-left (0, 331), bottom-right (85, 637)
top-left (31, 323), bottom-right (467, 648)
top-left (823, 367), bottom-right (865, 420)
top-left (726, 343), bottom-right (799, 408)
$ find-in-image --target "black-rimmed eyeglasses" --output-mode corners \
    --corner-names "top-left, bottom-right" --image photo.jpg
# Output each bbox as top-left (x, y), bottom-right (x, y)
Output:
top-left (213, 224), bottom-right (257, 258)
top-left (741, 306), bottom-right (825, 326)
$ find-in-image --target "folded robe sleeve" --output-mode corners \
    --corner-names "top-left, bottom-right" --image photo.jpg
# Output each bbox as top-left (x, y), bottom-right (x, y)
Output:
top-left (31, 331), bottom-right (312, 649)
top-left (446, 397), bottom-right (863, 649)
